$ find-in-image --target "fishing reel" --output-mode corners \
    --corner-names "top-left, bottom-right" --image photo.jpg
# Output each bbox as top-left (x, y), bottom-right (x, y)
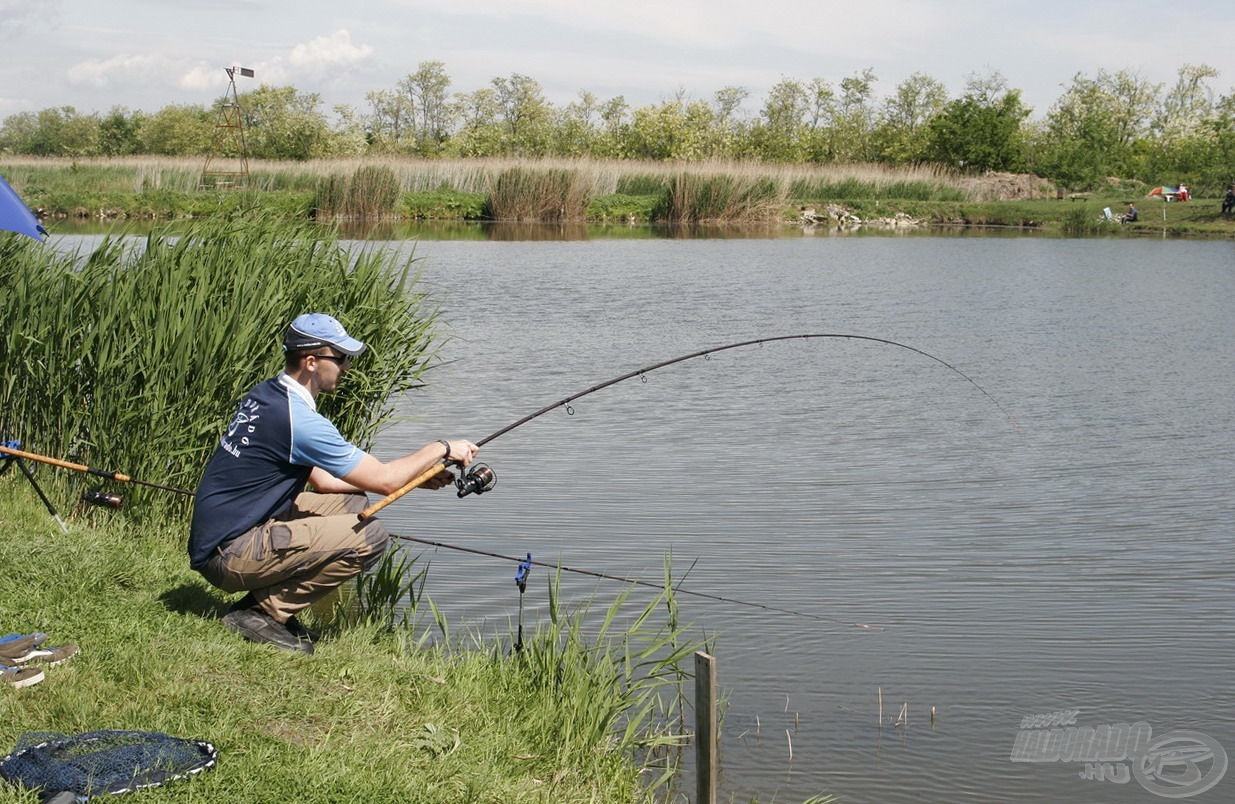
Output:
top-left (81, 487), bottom-right (124, 509)
top-left (455, 463), bottom-right (496, 498)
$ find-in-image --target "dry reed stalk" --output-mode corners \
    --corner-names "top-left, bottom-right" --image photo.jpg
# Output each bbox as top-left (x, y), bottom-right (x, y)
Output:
top-left (2, 154), bottom-right (981, 199)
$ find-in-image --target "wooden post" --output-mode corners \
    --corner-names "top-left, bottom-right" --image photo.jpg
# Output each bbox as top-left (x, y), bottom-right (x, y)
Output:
top-left (695, 651), bottom-right (717, 804)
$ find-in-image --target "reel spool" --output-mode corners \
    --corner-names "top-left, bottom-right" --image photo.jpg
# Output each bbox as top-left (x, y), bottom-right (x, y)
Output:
top-left (455, 463), bottom-right (496, 498)
top-left (81, 488), bottom-right (124, 509)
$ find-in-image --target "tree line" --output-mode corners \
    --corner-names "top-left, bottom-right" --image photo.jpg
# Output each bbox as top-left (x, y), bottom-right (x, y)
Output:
top-left (3, 61), bottom-right (1232, 192)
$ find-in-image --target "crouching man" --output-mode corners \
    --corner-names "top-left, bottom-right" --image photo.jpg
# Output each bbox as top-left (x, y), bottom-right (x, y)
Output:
top-left (189, 313), bottom-right (477, 653)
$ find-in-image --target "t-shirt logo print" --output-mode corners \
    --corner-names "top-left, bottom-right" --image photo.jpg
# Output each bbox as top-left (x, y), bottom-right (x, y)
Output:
top-left (222, 399), bottom-right (261, 457)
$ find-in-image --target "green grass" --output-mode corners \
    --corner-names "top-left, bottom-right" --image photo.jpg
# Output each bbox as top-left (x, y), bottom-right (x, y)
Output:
top-left (0, 486), bottom-right (705, 803)
top-left (402, 188), bottom-right (488, 220)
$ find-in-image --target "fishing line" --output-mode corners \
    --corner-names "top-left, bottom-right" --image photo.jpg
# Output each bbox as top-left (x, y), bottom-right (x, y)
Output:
top-left (361, 332), bottom-right (1018, 519)
top-left (390, 533), bottom-right (885, 631)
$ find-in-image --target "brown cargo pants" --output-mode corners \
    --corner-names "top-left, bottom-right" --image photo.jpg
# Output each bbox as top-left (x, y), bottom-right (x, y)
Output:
top-left (198, 491), bottom-right (390, 624)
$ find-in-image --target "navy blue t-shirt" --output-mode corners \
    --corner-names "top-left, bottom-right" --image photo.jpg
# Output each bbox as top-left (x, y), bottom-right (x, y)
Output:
top-left (188, 374), bottom-right (364, 569)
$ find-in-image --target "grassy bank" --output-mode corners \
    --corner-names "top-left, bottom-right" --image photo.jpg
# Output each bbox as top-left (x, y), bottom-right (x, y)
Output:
top-left (11, 155), bottom-right (1230, 237)
top-left (0, 486), bottom-right (702, 803)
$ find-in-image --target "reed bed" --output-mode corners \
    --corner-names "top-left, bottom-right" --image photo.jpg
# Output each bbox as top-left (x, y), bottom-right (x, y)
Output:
top-left (0, 213), bottom-right (438, 518)
top-left (2, 155), bottom-right (1066, 229)
top-left (483, 166), bottom-right (594, 221)
top-left (3, 154), bottom-right (980, 198)
top-left (655, 171), bottom-right (787, 223)
top-left (313, 164), bottom-right (402, 219)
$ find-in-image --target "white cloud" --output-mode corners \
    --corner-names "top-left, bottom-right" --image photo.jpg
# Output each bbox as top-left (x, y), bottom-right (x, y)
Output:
top-left (288, 29), bottom-right (373, 72)
top-left (176, 29), bottom-right (376, 95)
top-left (168, 30), bottom-right (377, 101)
top-left (67, 53), bottom-right (172, 88)
top-left (180, 63), bottom-right (228, 92)
top-left (7, 0), bottom-right (1235, 119)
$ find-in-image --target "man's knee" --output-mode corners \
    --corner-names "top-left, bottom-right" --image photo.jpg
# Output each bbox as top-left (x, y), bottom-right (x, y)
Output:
top-left (357, 519), bottom-right (391, 571)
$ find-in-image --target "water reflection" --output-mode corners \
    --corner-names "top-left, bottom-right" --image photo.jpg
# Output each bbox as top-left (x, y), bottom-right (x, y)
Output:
top-left (45, 216), bottom-right (1065, 242)
top-left (334, 219), bottom-right (798, 241)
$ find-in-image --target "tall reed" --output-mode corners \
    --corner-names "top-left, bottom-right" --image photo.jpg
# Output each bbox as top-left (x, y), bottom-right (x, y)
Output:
top-left (0, 213), bottom-right (438, 519)
top-left (313, 164), bottom-right (402, 219)
top-left (483, 166), bottom-right (594, 221)
top-left (654, 170), bottom-right (787, 223)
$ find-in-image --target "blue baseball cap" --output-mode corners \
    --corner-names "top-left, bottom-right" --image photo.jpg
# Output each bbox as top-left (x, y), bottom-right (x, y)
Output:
top-left (283, 313), bottom-right (367, 356)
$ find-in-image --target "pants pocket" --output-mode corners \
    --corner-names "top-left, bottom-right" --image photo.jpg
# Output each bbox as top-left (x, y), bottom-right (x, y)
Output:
top-left (269, 522), bottom-right (296, 553)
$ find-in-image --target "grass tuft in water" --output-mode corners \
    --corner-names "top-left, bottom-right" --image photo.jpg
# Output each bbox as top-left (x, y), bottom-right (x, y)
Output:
top-left (654, 171), bottom-right (787, 223)
top-left (483, 166), bottom-right (594, 221)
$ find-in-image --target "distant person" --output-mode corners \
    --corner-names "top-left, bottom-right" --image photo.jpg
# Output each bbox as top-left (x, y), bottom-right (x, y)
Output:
top-left (189, 313), bottom-right (479, 653)
top-left (1222, 186), bottom-right (1235, 215)
top-left (1120, 203), bottom-right (1139, 224)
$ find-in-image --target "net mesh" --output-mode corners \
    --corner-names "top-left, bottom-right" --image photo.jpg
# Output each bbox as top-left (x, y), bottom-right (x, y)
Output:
top-left (0, 730), bottom-right (217, 800)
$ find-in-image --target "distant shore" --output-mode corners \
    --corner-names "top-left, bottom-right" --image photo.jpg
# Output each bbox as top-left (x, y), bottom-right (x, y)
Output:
top-left (5, 156), bottom-right (1233, 238)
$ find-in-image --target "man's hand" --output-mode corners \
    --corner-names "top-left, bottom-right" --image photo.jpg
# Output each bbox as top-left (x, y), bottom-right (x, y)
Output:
top-left (420, 468), bottom-right (456, 490)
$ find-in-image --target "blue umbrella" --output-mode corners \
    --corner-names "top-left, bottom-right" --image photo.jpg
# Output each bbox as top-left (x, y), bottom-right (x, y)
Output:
top-left (0, 174), bottom-right (47, 240)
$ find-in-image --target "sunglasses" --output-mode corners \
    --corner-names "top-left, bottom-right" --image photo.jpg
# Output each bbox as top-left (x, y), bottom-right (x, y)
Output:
top-left (313, 353), bottom-right (351, 365)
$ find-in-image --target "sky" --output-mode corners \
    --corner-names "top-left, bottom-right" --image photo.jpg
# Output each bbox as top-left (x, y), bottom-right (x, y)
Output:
top-left (3, 0), bottom-right (1235, 123)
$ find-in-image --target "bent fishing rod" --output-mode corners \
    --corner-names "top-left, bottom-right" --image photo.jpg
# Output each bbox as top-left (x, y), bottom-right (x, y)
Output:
top-left (390, 532), bottom-right (885, 631)
top-left (360, 332), bottom-right (1018, 520)
top-left (0, 443), bottom-right (194, 497)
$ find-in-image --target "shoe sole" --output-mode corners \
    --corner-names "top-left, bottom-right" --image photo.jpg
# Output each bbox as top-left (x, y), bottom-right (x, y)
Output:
top-left (3, 668), bottom-right (45, 689)
top-left (11, 643), bottom-right (79, 667)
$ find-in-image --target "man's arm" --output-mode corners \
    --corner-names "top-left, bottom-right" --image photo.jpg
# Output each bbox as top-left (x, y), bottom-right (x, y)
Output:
top-left (320, 439), bottom-right (477, 496)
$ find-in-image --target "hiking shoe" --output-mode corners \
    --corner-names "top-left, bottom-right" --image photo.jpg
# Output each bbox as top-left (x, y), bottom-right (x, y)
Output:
top-left (221, 607), bottom-right (313, 654)
top-left (10, 642), bottom-right (79, 667)
top-left (2, 663), bottom-right (45, 689)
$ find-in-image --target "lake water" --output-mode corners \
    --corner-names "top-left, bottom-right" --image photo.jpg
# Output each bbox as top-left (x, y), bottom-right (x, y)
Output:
top-left (369, 230), bottom-right (1233, 802)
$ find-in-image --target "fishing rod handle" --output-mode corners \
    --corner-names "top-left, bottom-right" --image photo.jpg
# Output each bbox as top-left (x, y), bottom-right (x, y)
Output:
top-left (0, 444), bottom-right (127, 480)
top-left (358, 460), bottom-right (449, 520)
